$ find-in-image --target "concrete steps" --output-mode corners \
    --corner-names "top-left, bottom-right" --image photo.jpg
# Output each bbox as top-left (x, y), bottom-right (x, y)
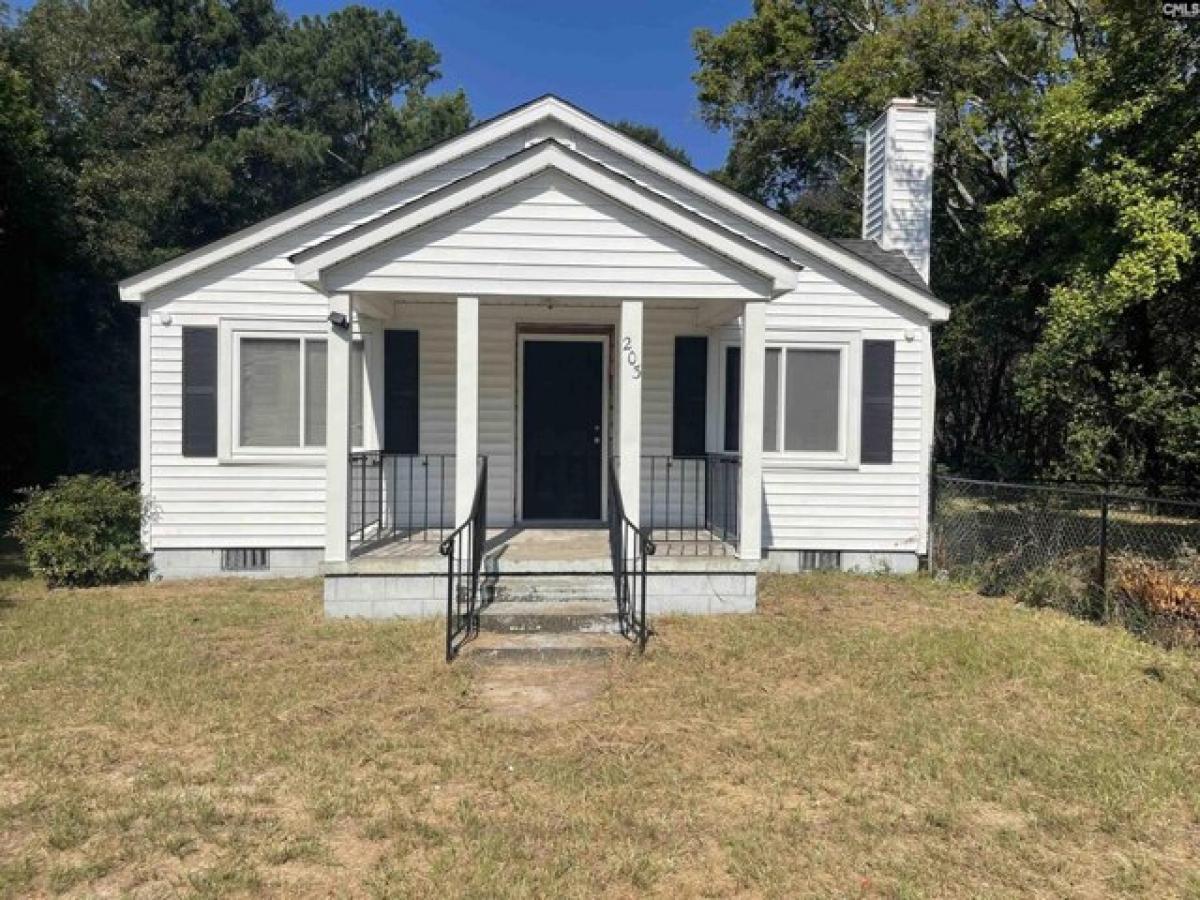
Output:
top-left (485, 573), bottom-right (615, 604)
top-left (460, 587), bottom-right (630, 663)
top-left (479, 600), bottom-right (619, 635)
top-left (461, 631), bottom-right (632, 664)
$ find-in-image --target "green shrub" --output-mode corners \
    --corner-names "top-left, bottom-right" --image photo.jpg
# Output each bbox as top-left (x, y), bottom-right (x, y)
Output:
top-left (1015, 562), bottom-right (1098, 619)
top-left (8, 473), bottom-right (149, 587)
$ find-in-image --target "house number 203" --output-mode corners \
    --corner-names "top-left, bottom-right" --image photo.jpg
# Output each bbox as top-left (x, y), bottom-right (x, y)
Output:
top-left (621, 336), bottom-right (642, 379)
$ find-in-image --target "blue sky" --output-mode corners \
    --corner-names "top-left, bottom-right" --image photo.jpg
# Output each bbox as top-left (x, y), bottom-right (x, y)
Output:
top-left (283, 1), bottom-right (748, 171)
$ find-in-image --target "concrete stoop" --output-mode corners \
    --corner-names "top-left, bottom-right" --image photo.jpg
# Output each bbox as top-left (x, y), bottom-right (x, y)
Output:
top-left (461, 596), bottom-right (632, 663)
top-left (485, 574), bottom-right (616, 604)
top-left (478, 600), bottom-right (620, 634)
top-left (324, 563), bottom-right (758, 620)
top-left (461, 630), bottom-right (633, 664)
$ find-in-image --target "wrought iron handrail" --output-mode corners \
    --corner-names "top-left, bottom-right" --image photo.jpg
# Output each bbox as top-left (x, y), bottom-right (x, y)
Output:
top-left (608, 457), bottom-right (656, 651)
top-left (440, 457), bottom-right (488, 662)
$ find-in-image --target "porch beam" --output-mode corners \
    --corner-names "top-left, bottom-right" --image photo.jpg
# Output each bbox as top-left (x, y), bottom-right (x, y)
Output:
top-left (738, 301), bottom-right (766, 560)
top-left (455, 296), bottom-right (480, 523)
top-left (354, 294), bottom-right (395, 320)
top-left (324, 293), bottom-right (353, 563)
top-left (694, 299), bottom-right (743, 328)
top-left (618, 300), bottom-right (643, 527)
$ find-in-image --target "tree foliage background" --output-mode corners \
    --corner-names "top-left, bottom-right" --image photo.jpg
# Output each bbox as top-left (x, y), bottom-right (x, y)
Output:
top-left (695, 0), bottom-right (1200, 485)
top-left (0, 0), bottom-right (471, 493)
top-left (1, 0), bottom-right (1196, 493)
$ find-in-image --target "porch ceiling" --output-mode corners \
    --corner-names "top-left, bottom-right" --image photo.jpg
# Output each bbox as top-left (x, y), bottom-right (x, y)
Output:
top-left (290, 140), bottom-right (798, 301)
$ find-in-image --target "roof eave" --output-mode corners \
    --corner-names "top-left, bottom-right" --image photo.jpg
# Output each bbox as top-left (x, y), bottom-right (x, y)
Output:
top-left (295, 139), bottom-right (798, 299)
top-left (121, 93), bottom-right (946, 321)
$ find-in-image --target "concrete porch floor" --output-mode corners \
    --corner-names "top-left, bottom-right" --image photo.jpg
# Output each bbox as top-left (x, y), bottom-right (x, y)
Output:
top-left (356, 526), bottom-right (735, 559)
top-left (324, 526), bottom-right (759, 618)
top-left (327, 526), bottom-right (750, 576)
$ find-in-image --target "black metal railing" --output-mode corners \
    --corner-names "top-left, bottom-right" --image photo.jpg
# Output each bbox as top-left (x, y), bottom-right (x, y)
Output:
top-left (440, 457), bottom-right (488, 662)
top-left (348, 452), bottom-right (454, 555)
top-left (641, 453), bottom-right (740, 553)
top-left (609, 458), bottom-right (656, 651)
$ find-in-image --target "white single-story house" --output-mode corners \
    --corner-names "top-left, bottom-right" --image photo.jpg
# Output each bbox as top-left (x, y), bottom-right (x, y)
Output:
top-left (120, 95), bottom-right (947, 625)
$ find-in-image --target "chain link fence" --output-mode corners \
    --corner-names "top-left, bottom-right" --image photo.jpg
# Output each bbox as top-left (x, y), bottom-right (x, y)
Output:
top-left (931, 476), bottom-right (1200, 648)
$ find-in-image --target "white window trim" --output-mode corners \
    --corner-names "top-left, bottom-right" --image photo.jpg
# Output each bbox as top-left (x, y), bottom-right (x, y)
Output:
top-left (721, 330), bottom-right (863, 469)
top-left (217, 318), bottom-right (366, 465)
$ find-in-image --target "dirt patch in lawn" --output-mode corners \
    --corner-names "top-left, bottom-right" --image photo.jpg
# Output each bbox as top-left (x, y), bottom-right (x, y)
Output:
top-left (471, 661), bottom-right (610, 720)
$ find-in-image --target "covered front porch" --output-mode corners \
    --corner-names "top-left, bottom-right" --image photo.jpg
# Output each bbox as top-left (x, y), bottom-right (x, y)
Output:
top-left (314, 292), bottom-right (769, 624)
top-left (287, 138), bottom-right (798, 621)
top-left (321, 293), bottom-right (766, 566)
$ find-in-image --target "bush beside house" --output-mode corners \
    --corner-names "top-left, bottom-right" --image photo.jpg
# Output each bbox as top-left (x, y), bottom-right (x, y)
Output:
top-left (8, 474), bottom-right (148, 587)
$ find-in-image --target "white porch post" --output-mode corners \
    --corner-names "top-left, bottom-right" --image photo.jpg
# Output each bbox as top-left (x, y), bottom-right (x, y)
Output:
top-left (455, 296), bottom-right (480, 523)
top-left (618, 300), bottom-right (643, 526)
top-left (324, 293), bottom-right (353, 563)
top-left (738, 301), bottom-right (766, 560)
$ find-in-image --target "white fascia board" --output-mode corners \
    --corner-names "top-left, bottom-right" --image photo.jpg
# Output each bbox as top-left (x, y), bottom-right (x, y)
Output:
top-left (544, 102), bottom-right (950, 322)
top-left (117, 96), bottom-right (567, 304)
top-left (120, 94), bottom-right (946, 321)
top-left (292, 140), bottom-right (798, 296)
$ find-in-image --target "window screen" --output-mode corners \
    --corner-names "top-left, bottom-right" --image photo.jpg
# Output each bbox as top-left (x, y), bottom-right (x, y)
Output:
top-left (240, 338), bottom-right (301, 447)
top-left (784, 349), bottom-right (841, 453)
top-left (304, 340), bottom-right (327, 447)
top-left (763, 348), bottom-right (780, 452)
top-left (304, 340), bottom-right (365, 448)
top-left (672, 337), bottom-right (708, 456)
top-left (350, 343), bottom-right (365, 447)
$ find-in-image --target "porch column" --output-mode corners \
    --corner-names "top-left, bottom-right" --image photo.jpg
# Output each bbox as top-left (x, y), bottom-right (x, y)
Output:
top-left (738, 301), bottom-right (766, 560)
top-left (618, 300), bottom-right (643, 526)
top-left (324, 293), bottom-right (354, 563)
top-left (455, 296), bottom-right (480, 523)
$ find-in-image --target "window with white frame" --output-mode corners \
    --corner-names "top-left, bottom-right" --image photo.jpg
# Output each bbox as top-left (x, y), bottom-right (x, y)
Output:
top-left (764, 346), bottom-right (846, 454)
top-left (723, 334), bottom-right (860, 463)
top-left (231, 330), bottom-right (364, 454)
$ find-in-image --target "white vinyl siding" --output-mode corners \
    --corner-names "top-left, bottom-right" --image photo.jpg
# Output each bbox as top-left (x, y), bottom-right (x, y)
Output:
top-left (324, 172), bottom-right (771, 300)
top-left (761, 272), bottom-right (926, 553)
top-left (142, 114), bottom-right (933, 557)
top-left (352, 300), bottom-right (701, 530)
top-left (148, 313), bottom-right (327, 548)
top-left (143, 135), bottom-right (529, 549)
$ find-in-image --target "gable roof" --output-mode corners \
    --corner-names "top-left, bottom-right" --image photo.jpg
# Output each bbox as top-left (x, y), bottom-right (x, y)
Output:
top-left (118, 94), bottom-right (948, 321)
top-left (291, 139), bottom-right (797, 297)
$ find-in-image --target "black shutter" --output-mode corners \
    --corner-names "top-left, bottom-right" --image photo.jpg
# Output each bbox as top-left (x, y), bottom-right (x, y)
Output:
top-left (723, 346), bottom-right (741, 453)
top-left (861, 340), bottom-right (895, 464)
top-left (182, 327), bottom-right (217, 457)
top-left (384, 330), bottom-right (419, 454)
top-left (672, 337), bottom-right (708, 456)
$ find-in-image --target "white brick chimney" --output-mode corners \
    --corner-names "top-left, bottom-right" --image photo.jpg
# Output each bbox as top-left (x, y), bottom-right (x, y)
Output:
top-left (862, 99), bottom-right (936, 284)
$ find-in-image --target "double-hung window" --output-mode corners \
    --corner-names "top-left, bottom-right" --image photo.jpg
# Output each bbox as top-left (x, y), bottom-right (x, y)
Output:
top-left (219, 320), bottom-right (364, 460)
top-left (763, 339), bottom-right (858, 462)
top-left (724, 333), bottom-right (864, 465)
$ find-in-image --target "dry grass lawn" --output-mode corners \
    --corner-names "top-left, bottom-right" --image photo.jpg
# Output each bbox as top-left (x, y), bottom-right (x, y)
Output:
top-left (1, 573), bottom-right (1199, 898)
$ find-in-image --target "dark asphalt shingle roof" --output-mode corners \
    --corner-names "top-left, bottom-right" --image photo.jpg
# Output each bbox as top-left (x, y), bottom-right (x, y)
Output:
top-left (832, 239), bottom-right (929, 293)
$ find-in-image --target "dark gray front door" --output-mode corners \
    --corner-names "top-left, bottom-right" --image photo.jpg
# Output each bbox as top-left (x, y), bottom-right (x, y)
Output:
top-left (521, 340), bottom-right (603, 520)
